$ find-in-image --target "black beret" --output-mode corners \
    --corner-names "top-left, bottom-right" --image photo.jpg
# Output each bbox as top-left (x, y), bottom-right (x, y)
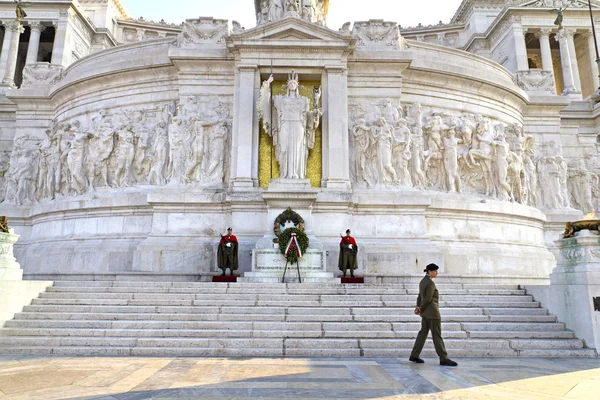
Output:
top-left (424, 263), bottom-right (439, 273)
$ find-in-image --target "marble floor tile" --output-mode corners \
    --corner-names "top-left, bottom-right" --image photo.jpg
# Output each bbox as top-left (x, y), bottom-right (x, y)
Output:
top-left (0, 357), bottom-right (596, 399)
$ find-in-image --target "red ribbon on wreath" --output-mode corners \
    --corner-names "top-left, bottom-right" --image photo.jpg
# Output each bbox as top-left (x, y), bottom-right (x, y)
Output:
top-left (284, 233), bottom-right (303, 259)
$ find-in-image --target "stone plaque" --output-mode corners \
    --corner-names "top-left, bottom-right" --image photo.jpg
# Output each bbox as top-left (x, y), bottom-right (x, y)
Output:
top-left (253, 249), bottom-right (325, 272)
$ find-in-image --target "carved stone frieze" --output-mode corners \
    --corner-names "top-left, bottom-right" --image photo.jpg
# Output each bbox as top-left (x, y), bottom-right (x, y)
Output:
top-left (514, 70), bottom-right (556, 94)
top-left (352, 20), bottom-right (402, 50)
top-left (21, 63), bottom-right (65, 88)
top-left (1, 98), bottom-right (233, 205)
top-left (560, 247), bottom-right (584, 263)
top-left (176, 18), bottom-right (229, 48)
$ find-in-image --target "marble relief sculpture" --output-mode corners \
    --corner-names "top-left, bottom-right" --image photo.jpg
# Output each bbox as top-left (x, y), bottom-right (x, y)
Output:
top-left (258, 71), bottom-right (322, 180)
top-left (257, 0), bottom-right (326, 25)
top-left (347, 100), bottom-right (592, 210)
top-left (0, 98), bottom-right (232, 205)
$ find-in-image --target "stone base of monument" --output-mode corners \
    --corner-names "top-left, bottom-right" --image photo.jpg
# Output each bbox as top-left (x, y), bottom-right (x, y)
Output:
top-left (0, 231), bottom-right (22, 281)
top-left (547, 228), bottom-right (600, 351)
top-left (241, 248), bottom-right (339, 283)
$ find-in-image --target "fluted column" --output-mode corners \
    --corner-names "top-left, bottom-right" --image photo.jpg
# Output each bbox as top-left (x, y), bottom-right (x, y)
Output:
top-left (584, 29), bottom-right (600, 92)
top-left (536, 28), bottom-right (554, 72)
top-left (1, 20), bottom-right (24, 87)
top-left (556, 28), bottom-right (580, 96)
top-left (565, 29), bottom-right (582, 92)
top-left (513, 24), bottom-right (529, 71)
top-left (0, 21), bottom-right (14, 79)
top-left (26, 21), bottom-right (45, 65)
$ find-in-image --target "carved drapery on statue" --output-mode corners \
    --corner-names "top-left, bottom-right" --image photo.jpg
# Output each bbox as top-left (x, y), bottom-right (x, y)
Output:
top-left (1, 97), bottom-right (232, 205)
top-left (258, 71), bottom-right (322, 183)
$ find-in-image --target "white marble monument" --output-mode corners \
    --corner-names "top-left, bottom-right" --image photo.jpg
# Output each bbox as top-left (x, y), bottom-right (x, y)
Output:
top-left (0, 1), bottom-right (599, 283)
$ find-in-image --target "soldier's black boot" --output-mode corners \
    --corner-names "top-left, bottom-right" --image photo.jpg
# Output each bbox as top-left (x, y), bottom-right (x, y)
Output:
top-left (440, 359), bottom-right (458, 367)
top-left (229, 269), bottom-right (234, 277)
top-left (409, 357), bottom-right (424, 364)
top-left (350, 270), bottom-right (355, 278)
top-left (220, 270), bottom-right (226, 276)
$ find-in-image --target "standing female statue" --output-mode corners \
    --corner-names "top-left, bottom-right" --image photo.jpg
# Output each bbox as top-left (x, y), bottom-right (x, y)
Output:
top-left (258, 71), bottom-right (321, 180)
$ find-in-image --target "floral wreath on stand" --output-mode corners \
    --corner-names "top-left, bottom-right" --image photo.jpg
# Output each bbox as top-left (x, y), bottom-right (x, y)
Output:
top-left (274, 208), bottom-right (309, 265)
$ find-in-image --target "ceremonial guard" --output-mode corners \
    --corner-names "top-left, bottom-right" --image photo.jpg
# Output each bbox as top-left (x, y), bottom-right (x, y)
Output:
top-left (409, 263), bottom-right (458, 366)
top-left (338, 229), bottom-right (358, 277)
top-left (217, 228), bottom-right (238, 276)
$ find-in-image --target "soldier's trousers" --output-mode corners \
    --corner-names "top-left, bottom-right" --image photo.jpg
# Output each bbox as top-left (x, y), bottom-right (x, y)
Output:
top-left (220, 253), bottom-right (234, 271)
top-left (341, 250), bottom-right (355, 275)
top-left (410, 318), bottom-right (449, 361)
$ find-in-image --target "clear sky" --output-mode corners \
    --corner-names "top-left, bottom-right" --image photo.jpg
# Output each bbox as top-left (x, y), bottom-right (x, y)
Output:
top-left (122, 0), bottom-right (464, 30)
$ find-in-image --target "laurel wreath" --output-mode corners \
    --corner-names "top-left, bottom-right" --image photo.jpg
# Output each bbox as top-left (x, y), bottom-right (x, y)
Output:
top-left (273, 207), bottom-right (305, 238)
top-left (278, 227), bottom-right (310, 264)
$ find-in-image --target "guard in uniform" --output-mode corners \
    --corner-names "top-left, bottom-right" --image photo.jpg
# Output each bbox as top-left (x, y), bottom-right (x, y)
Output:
top-left (217, 228), bottom-right (238, 276)
top-left (338, 229), bottom-right (358, 277)
top-left (409, 263), bottom-right (458, 366)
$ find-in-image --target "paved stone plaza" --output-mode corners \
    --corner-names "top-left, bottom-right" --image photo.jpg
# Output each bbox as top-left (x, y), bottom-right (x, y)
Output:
top-left (0, 356), bottom-right (598, 400)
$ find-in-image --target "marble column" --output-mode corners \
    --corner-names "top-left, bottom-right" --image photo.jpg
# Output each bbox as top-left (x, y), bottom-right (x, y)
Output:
top-left (556, 29), bottom-right (580, 96)
top-left (51, 20), bottom-right (68, 66)
top-left (323, 66), bottom-right (350, 190)
top-left (565, 29), bottom-right (582, 92)
top-left (584, 29), bottom-right (600, 92)
top-left (25, 21), bottom-right (45, 65)
top-left (513, 24), bottom-right (529, 71)
top-left (536, 28), bottom-right (554, 72)
top-left (1, 20), bottom-right (24, 87)
top-left (0, 21), bottom-right (13, 80)
top-left (230, 64), bottom-right (257, 189)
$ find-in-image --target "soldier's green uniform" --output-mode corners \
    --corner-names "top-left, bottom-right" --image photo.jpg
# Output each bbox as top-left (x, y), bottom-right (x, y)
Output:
top-left (410, 266), bottom-right (455, 365)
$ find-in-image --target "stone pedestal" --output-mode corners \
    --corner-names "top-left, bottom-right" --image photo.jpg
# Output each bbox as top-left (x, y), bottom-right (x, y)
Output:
top-left (550, 229), bottom-right (600, 351)
top-left (244, 180), bottom-right (337, 282)
top-left (255, 181), bottom-right (322, 249)
top-left (242, 248), bottom-right (336, 283)
top-left (0, 231), bottom-right (22, 280)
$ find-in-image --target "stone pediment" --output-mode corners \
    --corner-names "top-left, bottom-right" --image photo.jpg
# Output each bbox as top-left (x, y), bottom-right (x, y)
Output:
top-left (226, 17), bottom-right (355, 45)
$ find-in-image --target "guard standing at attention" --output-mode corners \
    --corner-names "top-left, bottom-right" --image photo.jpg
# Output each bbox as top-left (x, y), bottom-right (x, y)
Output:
top-left (338, 229), bottom-right (358, 277)
top-left (217, 227), bottom-right (238, 276)
top-left (409, 263), bottom-right (458, 366)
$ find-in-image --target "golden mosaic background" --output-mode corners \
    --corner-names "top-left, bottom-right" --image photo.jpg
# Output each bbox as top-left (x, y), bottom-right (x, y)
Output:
top-left (258, 80), bottom-right (322, 188)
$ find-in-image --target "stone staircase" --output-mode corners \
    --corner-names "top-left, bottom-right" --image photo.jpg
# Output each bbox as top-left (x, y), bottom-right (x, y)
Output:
top-left (0, 281), bottom-right (596, 357)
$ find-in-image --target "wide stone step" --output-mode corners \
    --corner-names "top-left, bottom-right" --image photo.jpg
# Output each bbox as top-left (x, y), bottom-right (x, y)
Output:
top-left (0, 328), bottom-right (470, 339)
top-left (45, 286), bottom-right (527, 296)
top-left (50, 281), bottom-right (521, 289)
top-left (0, 345), bottom-right (593, 358)
top-left (468, 330), bottom-right (575, 339)
top-left (37, 292), bottom-right (535, 302)
top-left (20, 305), bottom-right (550, 319)
top-left (29, 298), bottom-right (541, 308)
top-left (462, 322), bottom-right (565, 331)
top-left (0, 337), bottom-right (575, 353)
